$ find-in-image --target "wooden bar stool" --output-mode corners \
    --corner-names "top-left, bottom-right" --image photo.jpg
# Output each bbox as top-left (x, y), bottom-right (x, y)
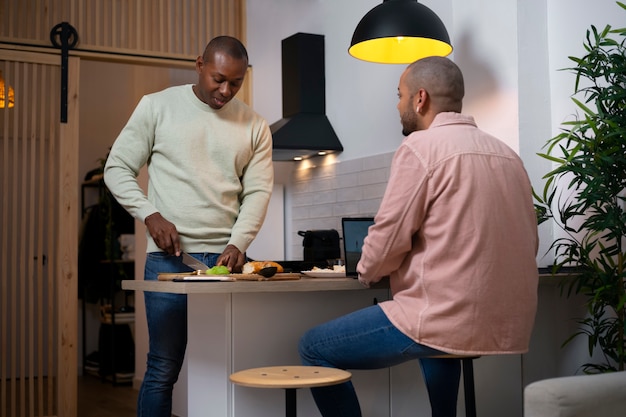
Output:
top-left (229, 365), bottom-right (352, 417)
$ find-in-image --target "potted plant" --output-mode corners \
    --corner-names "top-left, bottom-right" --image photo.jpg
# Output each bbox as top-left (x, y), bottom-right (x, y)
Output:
top-left (533, 1), bottom-right (626, 373)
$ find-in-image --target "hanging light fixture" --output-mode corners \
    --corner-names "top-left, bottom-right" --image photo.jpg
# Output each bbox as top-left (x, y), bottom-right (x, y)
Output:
top-left (349, 0), bottom-right (452, 64)
top-left (0, 70), bottom-right (15, 109)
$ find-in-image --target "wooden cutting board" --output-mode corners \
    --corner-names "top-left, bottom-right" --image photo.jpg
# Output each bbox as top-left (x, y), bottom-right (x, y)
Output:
top-left (232, 272), bottom-right (302, 281)
top-left (157, 273), bottom-right (233, 281)
top-left (158, 272), bottom-right (301, 281)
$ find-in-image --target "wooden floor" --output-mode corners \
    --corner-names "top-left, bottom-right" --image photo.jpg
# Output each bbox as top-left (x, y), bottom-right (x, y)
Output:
top-left (1, 374), bottom-right (136, 417)
top-left (78, 374), bottom-right (137, 417)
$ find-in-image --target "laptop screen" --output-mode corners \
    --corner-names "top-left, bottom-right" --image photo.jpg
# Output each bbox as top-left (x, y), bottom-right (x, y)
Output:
top-left (341, 217), bottom-right (375, 277)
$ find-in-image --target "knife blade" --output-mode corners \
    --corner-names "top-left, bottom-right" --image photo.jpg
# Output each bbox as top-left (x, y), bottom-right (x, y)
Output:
top-left (181, 252), bottom-right (210, 272)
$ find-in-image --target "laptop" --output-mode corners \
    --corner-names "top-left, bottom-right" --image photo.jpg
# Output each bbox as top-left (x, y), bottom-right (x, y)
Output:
top-left (341, 217), bottom-right (375, 278)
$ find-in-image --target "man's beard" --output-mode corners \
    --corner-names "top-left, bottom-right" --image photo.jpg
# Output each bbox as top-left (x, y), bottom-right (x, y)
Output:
top-left (401, 109), bottom-right (417, 136)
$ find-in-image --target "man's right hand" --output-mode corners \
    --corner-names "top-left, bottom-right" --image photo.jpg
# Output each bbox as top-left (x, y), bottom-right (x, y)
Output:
top-left (145, 212), bottom-right (181, 256)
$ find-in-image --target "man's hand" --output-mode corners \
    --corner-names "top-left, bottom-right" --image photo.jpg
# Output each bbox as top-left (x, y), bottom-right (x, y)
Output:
top-left (145, 212), bottom-right (180, 256)
top-left (217, 244), bottom-right (245, 273)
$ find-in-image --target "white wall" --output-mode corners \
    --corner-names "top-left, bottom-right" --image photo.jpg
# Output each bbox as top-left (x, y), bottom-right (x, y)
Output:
top-left (246, 183), bottom-right (285, 260)
top-left (452, 0), bottom-right (520, 151)
top-left (247, 0), bottom-right (526, 160)
top-left (548, 0), bottom-right (624, 131)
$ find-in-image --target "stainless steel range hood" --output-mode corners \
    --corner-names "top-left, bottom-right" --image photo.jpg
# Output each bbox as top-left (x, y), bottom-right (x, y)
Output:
top-left (270, 33), bottom-right (343, 161)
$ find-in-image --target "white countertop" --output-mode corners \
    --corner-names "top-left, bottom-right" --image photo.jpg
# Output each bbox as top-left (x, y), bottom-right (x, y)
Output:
top-left (121, 276), bottom-right (384, 294)
top-left (122, 273), bottom-right (572, 294)
top-left (122, 272), bottom-right (567, 295)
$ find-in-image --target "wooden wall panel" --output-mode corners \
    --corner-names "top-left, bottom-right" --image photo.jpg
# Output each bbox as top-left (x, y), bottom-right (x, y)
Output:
top-left (0, 53), bottom-right (67, 417)
top-left (0, 0), bottom-right (246, 59)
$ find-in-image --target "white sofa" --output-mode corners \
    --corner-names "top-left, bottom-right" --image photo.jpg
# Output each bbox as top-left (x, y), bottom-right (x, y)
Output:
top-left (524, 371), bottom-right (626, 417)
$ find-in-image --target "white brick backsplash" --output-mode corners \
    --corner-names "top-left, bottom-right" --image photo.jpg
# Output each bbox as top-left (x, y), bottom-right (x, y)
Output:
top-left (335, 172), bottom-right (360, 189)
top-left (292, 192), bottom-right (314, 207)
top-left (294, 217), bottom-right (338, 232)
top-left (291, 205), bottom-right (310, 220)
top-left (292, 180), bottom-right (311, 194)
top-left (316, 163), bottom-right (338, 178)
top-left (332, 202), bottom-right (362, 217)
top-left (362, 183), bottom-right (388, 199)
top-left (358, 199), bottom-right (382, 215)
top-left (358, 167), bottom-right (389, 185)
top-left (334, 158), bottom-right (363, 175)
top-left (283, 152), bottom-right (394, 259)
top-left (362, 152), bottom-right (394, 170)
top-left (336, 186), bottom-right (363, 202)
top-left (304, 189), bottom-right (336, 204)
top-left (309, 203), bottom-right (335, 218)
top-left (308, 176), bottom-right (336, 192)
top-left (293, 166), bottom-right (314, 181)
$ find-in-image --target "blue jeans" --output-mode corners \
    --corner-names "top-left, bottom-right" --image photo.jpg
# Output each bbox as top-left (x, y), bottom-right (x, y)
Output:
top-left (299, 305), bottom-right (461, 417)
top-left (137, 251), bottom-right (219, 417)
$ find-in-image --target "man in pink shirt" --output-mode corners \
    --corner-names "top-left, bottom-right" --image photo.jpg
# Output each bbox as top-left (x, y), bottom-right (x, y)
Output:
top-left (299, 56), bottom-right (538, 417)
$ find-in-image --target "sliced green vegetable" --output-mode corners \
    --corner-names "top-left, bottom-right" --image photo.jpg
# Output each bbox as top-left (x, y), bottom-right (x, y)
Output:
top-left (205, 265), bottom-right (230, 275)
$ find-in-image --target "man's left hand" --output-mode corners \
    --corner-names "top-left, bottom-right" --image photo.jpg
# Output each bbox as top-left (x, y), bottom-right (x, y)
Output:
top-left (217, 244), bottom-right (245, 273)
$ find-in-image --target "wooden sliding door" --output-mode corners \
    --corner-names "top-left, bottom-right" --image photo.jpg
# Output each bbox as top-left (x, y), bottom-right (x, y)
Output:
top-left (1, 2), bottom-right (247, 416)
top-left (0, 49), bottom-right (79, 417)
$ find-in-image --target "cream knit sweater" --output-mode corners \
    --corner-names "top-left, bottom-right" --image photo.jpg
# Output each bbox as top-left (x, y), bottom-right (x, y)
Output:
top-left (104, 84), bottom-right (274, 254)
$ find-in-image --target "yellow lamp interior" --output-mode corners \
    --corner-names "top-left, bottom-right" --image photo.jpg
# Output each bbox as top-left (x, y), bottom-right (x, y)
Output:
top-left (349, 36), bottom-right (452, 64)
top-left (0, 79), bottom-right (15, 108)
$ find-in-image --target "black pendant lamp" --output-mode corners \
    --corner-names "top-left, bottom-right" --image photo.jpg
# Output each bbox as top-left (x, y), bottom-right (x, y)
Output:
top-left (349, 0), bottom-right (452, 64)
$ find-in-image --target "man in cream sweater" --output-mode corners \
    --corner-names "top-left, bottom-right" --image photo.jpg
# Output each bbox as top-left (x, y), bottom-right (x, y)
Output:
top-left (104, 36), bottom-right (273, 417)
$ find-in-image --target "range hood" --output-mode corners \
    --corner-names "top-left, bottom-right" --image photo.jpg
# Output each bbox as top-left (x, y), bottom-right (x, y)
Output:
top-left (270, 33), bottom-right (343, 161)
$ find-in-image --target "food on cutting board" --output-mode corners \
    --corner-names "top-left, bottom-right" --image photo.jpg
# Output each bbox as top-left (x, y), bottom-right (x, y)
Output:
top-left (205, 265), bottom-right (230, 275)
top-left (242, 261), bottom-right (284, 274)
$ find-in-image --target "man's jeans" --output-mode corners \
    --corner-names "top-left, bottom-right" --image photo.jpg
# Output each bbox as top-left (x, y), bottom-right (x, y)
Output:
top-left (136, 251), bottom-right (219, 417)
top-left (299, 304), bottom-right (461, 417)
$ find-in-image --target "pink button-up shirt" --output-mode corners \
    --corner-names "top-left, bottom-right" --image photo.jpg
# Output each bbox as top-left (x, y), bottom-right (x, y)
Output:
top-left (358, 112), bottom-right (538, 355)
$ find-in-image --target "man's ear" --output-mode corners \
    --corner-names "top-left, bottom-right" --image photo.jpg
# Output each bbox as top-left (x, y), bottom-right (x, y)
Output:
top-left (195, 56), bottom-right (204, 74)
top-left (413, 89), bottom-right (426, 112)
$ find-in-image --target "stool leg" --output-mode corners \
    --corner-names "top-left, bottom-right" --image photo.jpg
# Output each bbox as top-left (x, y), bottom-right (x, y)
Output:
top-left (462, 358), bottom-right (477, 417)
top-left (285, 388), bottom-right (297, 417)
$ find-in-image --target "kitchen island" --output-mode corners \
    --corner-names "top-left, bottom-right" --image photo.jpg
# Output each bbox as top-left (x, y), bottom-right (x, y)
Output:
top-left (123, 277), bottom-right (394, 417)
top-left (122, 275), bottom-right (565, 417)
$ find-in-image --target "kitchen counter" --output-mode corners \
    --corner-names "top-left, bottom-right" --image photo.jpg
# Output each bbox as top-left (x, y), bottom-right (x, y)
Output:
top-left (122, 275), bottom-right (380, 294)
top-left (121, 271), bottom-right (576, 417)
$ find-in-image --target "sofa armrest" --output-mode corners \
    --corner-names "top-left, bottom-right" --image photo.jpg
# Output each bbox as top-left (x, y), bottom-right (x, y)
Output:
top-left (524, 371), bottom-right (626, 417)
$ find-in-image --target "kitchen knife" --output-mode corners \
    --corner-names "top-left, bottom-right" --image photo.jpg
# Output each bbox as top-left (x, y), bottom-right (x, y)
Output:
top-left (181, 252), bottom-right (210, 272)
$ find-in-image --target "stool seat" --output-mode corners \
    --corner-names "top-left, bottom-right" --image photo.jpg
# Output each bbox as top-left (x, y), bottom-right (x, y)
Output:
top-left (230, 365), bottom-right (351, 389)
top-left (230, 366), bottom-right (351, 417)
top-left (428, 354), bottom-right (481, 360)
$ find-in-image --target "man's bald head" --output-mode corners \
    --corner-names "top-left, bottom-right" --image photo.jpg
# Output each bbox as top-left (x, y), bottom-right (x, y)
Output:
top-left (405, 56), bottom-right (464, 113)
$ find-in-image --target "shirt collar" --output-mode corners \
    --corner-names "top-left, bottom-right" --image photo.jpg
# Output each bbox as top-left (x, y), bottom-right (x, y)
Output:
top-left (429, 112), bottom-right (477, 129)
